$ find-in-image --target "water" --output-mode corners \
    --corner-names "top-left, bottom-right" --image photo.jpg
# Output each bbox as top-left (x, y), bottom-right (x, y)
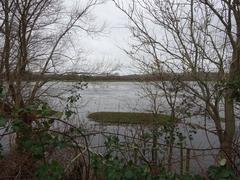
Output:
top-left (45, 81), bottom-right (220, 173)
top-left (1, 81), bottom-right (221, 173)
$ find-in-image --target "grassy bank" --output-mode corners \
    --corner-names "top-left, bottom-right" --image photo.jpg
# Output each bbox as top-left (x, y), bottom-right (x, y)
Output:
top-left (88, 112), bottom-right (174, 125)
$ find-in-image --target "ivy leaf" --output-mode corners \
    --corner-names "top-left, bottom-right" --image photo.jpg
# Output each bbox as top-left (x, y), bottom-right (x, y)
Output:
top-left (35, 161), bottom-right (64, 180)
top-left (219, 158), bottom-right (227, 166)
top-left (124, 169), bottom-right (134, 179)
top-left (0, 116), bottom-right (6, 127)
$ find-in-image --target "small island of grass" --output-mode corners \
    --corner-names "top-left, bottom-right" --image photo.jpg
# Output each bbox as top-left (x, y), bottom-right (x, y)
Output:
top-left (88, 112), bottom-right (175, 125)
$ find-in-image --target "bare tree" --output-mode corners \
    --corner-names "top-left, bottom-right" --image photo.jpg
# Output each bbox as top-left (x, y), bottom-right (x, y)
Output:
top-left (0, 0), bottom-right (104, 122)
top-left (139, 73), bottom-right (184, 168)
top-left (113, 0), bottom-right (240, 166)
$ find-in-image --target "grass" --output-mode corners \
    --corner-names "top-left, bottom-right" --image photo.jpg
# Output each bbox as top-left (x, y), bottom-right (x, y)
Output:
top-left (88, 112), bottom-right (175, 126)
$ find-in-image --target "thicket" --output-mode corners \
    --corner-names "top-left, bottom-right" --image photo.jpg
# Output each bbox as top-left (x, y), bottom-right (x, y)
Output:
top-left (0, 83), bottom-right (239, 180)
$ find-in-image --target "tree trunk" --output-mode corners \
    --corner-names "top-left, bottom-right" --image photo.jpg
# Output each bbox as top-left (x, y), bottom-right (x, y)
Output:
top-left (224, 95), bottom-right (235, 142)
top-left (220, 47), bottom-right (239, 164)
top-left (152, 129), bottom-right (158, 165)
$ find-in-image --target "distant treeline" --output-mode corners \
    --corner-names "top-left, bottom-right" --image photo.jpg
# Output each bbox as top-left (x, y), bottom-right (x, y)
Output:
top-left (1, 72), bottom-right (222, 82)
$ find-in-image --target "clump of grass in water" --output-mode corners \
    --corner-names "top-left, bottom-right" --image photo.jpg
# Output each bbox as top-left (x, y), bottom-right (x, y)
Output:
top-left (88, 112), bottom-right (175, 126)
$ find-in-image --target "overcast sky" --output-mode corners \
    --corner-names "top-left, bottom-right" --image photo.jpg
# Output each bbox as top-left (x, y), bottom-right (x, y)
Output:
top-left (65, 0), bottom-right (134, 75)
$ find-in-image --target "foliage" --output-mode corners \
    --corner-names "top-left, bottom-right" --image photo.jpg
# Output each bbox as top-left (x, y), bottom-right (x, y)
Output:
top-left (92, 135), bottom-right (176, 179)
top-left (0, 116), bottom-right (6, 127)
top-left (91, 135), bottom-right (239, 180)
top-left (64, 82), bottom-right (87, 119)
top-left (11, 117), bottom-right (68, 178)
top-left (0, 82), bottom-right (90, 179)
top-left (161, 121), bottom-right (187, 145)
top-left (92, 151), bottom-right (179, 180)
top-left (92, 149), bottom-right (207, 180)
top-left (1, 83), bottom-right (239, 179)
top-left (207, 165), bottom-right (240, 180)
top-left (35, 161), bottom-right (64, 180)
top-left (227, 78), bottom-right (240, 102)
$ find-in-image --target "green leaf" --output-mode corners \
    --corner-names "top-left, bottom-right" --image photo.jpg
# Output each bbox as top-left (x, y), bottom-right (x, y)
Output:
top-left (0, 116), bottom-right (6, 127)
top-left (35, 161), bottom-right (64, 180)
top-left (219, 158), bottom-right (227, 166)
top-left (124, 169), bottom-right (135, 179)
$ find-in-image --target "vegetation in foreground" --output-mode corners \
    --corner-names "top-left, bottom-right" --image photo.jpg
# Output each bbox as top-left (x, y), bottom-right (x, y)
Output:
top-left (88, 112), bottom-right (174, 125)
top-left (0, 85), bottom-right (239, 179)
top-left (92, 136), bottom-right (239, 180)
top-left (1, 0), bottom-right (240, 178)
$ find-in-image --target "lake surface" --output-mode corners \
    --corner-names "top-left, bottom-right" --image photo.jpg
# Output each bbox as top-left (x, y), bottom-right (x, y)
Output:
top-left (1, 81), bottom-right (222, 174)
top-left (45, 81), bottom-right (220, 174)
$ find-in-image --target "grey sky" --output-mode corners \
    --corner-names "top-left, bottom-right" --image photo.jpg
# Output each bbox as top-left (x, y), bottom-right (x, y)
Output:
top-left (65, 0), bottom-right (134, 74)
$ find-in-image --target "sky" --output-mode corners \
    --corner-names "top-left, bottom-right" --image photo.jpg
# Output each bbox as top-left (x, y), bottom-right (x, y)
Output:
top-left (61, 0), bottom-right (232, 75)
top-left (64, 0), bottom-right (134, 75)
